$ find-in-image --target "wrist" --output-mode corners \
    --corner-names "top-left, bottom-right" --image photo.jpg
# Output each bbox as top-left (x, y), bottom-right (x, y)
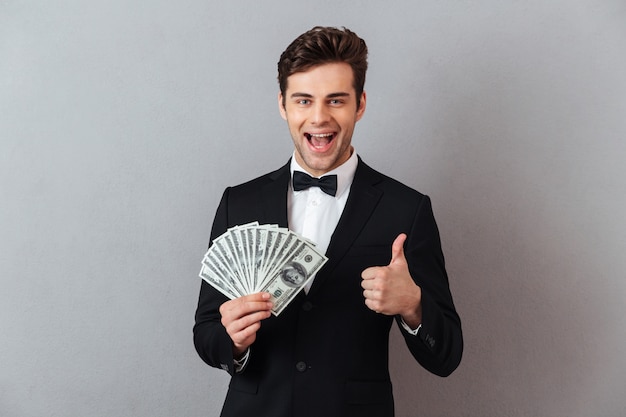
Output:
top-left (401, 310), bottom-right (422, 329)
top-left (401, 287), bottom-right (422, 328)
top-left (233, 345), bottom-right (248, 360)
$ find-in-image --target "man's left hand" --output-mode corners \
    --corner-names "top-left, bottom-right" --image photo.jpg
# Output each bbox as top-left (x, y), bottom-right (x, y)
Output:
top-left (361, 233), bottom-right (422, 328)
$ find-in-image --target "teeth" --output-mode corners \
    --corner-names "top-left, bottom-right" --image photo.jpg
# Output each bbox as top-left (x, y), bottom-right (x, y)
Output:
top-left (307, 133), bottom-right (334, 138)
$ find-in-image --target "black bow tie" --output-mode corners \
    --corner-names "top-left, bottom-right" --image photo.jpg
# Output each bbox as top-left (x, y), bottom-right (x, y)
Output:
top-left (292, 171), bottom-right (338, 196)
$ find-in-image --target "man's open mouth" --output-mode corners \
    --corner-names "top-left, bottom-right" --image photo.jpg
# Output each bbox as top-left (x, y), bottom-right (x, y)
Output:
top-left (305, 132), bottom-right (335, 149)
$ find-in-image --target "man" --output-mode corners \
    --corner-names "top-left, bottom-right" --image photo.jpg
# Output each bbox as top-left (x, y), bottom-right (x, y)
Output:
top-left (280, 262), bottom-right (307, 287)
top-left (194, 26), bottom-right (463, 417)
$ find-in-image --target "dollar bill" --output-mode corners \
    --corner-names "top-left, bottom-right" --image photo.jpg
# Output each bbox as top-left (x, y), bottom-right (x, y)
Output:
top-left (259, 240), bottom-right (328, 315)
top-left (198, 223), bottom-right (328, 316)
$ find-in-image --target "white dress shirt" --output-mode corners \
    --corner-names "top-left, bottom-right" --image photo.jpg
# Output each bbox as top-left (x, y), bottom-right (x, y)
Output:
top-left (288, 150), bottom-right (358, 292)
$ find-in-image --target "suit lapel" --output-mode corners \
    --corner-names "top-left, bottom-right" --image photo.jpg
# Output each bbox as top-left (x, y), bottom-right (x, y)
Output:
top-left (308, 158), bottom-right (384, 296)
top-left (259, 161), bottom-right (291, 228)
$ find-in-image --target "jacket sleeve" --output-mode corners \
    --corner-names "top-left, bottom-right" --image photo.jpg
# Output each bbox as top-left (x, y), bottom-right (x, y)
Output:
top-left (193, 188), bottom-right (237, 375)
top-left (397, 195), bottom-right (463, 377)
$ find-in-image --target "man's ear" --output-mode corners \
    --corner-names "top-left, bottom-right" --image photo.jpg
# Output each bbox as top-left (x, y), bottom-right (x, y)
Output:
top-left (278, 92), bottom-right (287, 120)
top-left (356, 91), bottom-right (367, 121)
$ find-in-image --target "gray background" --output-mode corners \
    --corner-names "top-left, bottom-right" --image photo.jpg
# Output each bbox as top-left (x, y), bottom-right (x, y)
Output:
top-left (2, 1), bottom-right (625, 416)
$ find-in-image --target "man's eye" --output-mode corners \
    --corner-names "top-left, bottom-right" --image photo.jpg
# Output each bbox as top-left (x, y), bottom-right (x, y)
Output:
top-left (329, 99), bottom-right (343, 105)
top-left (297, 99), bottom-right (310, 105)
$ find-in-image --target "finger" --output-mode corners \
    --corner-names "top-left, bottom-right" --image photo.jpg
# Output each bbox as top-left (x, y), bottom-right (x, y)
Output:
top-left (230, 321), bottom-right (262, 349)
top-left (361, 266), bottom-right (379, 280)
top-left (362, 288), bottom-right (380, 300)
top-left (220, 296), bottom-right (273, 327)
top-left (231, 309), bottom-right (272, 331)
top-left (232, 322), bottom-right (260, 342)
top-left (361, 275), bottom-right (383, 291)
top-left (234, 298), bottom-right (273, 313)
top-left (223, 309), bottom-right (271, 340)
top-left (364, 298), bottom-right (383, 314)
top-left (390, 233), bottom-right (407, 265)
top-left (222, 293), bottom-right (272, 313)
top-left (237, 292), bottom-right (271, 303)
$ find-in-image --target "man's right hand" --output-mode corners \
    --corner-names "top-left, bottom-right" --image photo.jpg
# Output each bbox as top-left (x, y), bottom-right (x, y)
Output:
top-left (219, 292), bottom-right (273, 358)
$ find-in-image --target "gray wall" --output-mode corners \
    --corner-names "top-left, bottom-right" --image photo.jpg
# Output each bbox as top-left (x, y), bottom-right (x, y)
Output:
top-left (2, 1), bottom-right (625, 416)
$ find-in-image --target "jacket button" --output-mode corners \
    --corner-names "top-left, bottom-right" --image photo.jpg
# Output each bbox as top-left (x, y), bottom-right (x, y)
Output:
top-left (302, 301), bottom-right (313, 311)
top-left (295, 361), bottom-right (307, 372)
top-left (423, 334), bottom-right (436, 349)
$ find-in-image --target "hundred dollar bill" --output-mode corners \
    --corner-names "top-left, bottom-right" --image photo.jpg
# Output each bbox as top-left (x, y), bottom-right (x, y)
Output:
top-left (203, 222), bottom-right (260, 297)
top-left (252, 225), bottom-right (272, 291)
top-left (262, 230), bottom-right (300, 287)
top-left (259, 241), bottom-right (328, 315)
top-left (259, 228), bottom-right (288, 285)
top-left (210, 236), bottom-right (247, 293)
top-left (255, 226), bottom-right (278, 285)
top-left (231, 227), bottom-right (247, 290)
top-left (257, 227), bottom-right (279, 280)
top-left (241, 226), bottom-right (256, 292)
top-left (218, 232), bottom-right (251, 293)
top-left (199, 223), bottom-right (327, 315)
top-left (199, 261), bottom-right (240, 299)
top-left (225, 222), bottom-right (259, 292)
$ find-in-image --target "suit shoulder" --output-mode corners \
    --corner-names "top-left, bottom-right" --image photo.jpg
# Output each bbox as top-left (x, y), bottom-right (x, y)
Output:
top-left (357, 159), bottom-right (427, 200)
top-left (225, 162), bottom-right (289, 195)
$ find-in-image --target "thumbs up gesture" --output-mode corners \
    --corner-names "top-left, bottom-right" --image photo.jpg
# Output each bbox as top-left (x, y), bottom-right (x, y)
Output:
top-left (361, 234), bottom-right (422, 328)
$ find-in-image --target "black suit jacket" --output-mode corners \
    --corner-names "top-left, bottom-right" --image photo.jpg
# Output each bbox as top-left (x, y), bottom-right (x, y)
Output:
top-left (194, 158), bottom-right (463, 417)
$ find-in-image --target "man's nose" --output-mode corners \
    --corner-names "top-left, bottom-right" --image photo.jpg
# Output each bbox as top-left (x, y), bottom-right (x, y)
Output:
top-left (311, 103), bottom-right (330, 124)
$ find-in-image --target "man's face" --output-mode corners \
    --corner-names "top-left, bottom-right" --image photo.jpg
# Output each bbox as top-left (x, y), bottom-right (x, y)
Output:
top-left (278, 62), bottom-right (366, 177)
top-left (285, 268), bottom-right (300, 283)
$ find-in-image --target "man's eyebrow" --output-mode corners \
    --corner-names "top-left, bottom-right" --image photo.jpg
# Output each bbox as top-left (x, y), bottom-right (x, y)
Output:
top-left (327, 92), bottom-right (351, 98)
top-left (289, 92), bottom-right (351, 99)
top-left (290, 92), bottom-right (313, 98)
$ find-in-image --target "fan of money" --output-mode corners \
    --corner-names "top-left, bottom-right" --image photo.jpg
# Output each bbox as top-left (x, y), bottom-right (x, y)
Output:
top-left (199, 222), bottom-right (328, 316)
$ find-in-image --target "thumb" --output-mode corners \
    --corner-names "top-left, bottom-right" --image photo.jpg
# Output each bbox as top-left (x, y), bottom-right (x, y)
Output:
top-left (390, 233), bottom-right (407, 265)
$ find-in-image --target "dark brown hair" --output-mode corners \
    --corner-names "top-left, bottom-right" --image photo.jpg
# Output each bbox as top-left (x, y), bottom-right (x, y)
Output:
top-left (277, 26), bottom-right (368, 107)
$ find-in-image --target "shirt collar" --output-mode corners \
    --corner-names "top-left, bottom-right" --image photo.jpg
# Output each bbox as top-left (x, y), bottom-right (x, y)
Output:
top-left (290, 149), bottom-right (358, 198)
